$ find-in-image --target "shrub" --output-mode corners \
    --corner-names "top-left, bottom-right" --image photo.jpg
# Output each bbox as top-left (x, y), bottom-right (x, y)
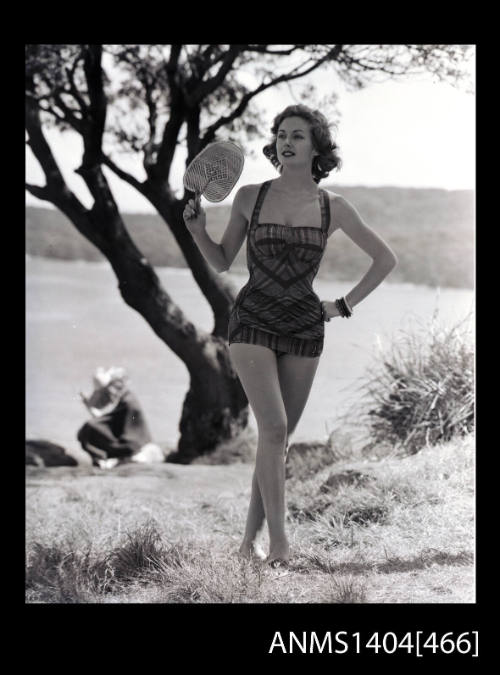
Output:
top-left (357, 310), bottom-right (474, 455)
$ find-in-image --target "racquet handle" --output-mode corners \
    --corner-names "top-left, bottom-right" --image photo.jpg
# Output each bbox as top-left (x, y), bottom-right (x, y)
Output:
top-left (193, 191), bottom-right (201, 216)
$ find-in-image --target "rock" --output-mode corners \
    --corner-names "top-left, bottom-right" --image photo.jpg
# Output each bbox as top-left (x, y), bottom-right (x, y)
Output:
top-left (320, 469), bottom-right (373, 493)
top-left (285, 440), bottom-right (336, 479)
top-left (288, 440), bottom-right (327, 455)
top-left (25, 448), bottom-right (44, 467)
top-left (190, 426), bottom-right (258, 465)
top-left (25, 439), bottom-right (78, 467)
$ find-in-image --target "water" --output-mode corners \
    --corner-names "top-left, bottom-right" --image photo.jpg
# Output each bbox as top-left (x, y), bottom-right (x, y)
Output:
top-left (26, 258), bottom-right (474, 451)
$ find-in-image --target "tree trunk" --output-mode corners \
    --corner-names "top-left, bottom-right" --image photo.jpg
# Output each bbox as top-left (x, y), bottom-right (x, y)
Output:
top-left (169, 337), bottom-right (249, 463)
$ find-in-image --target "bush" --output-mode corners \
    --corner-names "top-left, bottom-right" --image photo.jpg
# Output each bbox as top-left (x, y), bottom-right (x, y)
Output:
top-left (357, 310), bottom-right (474, 455)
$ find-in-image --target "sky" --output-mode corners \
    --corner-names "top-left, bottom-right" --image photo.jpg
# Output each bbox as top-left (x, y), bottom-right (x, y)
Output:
top-left (26, 47), bottom-right (475, 214)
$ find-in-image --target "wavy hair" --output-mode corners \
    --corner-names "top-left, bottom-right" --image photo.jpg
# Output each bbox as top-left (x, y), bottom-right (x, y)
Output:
top-left (262, 104), bottom-right (342, 184)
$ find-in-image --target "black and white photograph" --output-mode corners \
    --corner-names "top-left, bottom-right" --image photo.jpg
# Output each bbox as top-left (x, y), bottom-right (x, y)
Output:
top-left (25, 44), bottom-right (475, 618)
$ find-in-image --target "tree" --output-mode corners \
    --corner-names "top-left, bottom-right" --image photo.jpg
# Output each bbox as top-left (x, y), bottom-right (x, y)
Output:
top-left (25, 44), bottom-right (473, 462)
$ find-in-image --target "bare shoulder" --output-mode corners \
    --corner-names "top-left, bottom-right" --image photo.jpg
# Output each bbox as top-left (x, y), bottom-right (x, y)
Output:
top-left (233, 183), bottom-right (263, 219)
top-left (328, 193), bottom-right (368, 227)
top-left (321, 188), bottom-right (346, 236)
top-left (236, 182), bottom-right (262, 202)
top-left (321, 187), bottom-right (344, 207)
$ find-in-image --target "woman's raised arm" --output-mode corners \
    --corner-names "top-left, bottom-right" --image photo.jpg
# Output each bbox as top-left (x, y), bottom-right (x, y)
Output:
top-left (185, 185), bottom-right (251, 274)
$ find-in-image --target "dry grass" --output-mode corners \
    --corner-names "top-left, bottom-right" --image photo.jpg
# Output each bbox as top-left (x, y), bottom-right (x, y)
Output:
top-left (26, 432), bottom-right (474, 604)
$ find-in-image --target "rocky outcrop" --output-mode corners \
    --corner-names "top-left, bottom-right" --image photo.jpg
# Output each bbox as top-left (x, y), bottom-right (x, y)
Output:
top-left (26, 439), bottom-right (78, 467)
top-left (320, 469), bottom-right (373, 493)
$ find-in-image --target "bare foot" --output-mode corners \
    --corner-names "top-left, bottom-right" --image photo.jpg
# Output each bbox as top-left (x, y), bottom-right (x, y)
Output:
top-left (267, 558), bottom-right (289, 570)
top-left (267, 541), bottom-right (290, 567)
top-left (238, 541), bottom-right (267, 561)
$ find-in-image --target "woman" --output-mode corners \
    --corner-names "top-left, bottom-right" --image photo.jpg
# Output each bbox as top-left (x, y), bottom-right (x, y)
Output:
top-left (183, 104), bottom-right (397, 567)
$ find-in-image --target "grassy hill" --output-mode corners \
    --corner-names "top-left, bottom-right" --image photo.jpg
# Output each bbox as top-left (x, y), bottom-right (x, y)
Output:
top-left (26, 185), bottom-right (474, 288)
top-left (25, 432), bottom-right (474, 603)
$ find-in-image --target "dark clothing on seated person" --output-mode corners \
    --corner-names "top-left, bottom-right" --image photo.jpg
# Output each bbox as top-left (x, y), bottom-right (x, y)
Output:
top-left (77, 391), bottom-right (152, 463)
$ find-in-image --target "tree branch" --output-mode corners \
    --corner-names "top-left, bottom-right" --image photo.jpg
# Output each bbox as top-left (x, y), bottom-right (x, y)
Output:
top-left (52, 90), bottom-right (85, 133)
top-left (27, 93), bottom-right (68, 125)
top-left (186, 107), bottom-right (201, 161)
top-left (152, 108), bottom-right (185, 183)
top-left (243, 45), bottom-right (305, 56)
top-left (335, 44), bottom-right (471, 86)
top-left (199, 44), bottom-right (224, 70)
top-left (153, 45), bottom-right (186, 182)
top-left (37, 75), bottom-right (84, 133)
top-left (81, 44), bottom-right (107, 167)
top-left (25, 99), bottom-right (88, 220)
top-left (337, 50), bottom-right (409, 77)
top-left (25, 182), bottom-right (51, 202)
top-left (200, 45), bottom-right (344, 145)
top-left (65, 52), bottom-right (89, 114)
top-left (26, 112), bottom-right (68, 191)
top-left (141, 77), bottom-right (159, 173)
top-left (166, 44), bottom-right (182, 86)
top-left (100, 153), bottom-right (146, 193)
top-left (190, 45), bottom-right (244, 105)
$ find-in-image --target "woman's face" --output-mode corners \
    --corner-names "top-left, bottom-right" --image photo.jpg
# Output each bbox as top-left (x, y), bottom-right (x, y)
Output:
top-left (276, 116), bottom-right (317, 168)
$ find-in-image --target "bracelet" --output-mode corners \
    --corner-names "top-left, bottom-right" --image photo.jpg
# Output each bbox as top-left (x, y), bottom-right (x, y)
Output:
top-left (341, 297), bottom-right (353, 317)
top-left (335, 297), bottom-right (353, 318)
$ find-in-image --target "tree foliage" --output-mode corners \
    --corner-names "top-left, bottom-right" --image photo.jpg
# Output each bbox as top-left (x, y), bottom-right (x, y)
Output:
top-left (26, 44), bottom-right (473, 187)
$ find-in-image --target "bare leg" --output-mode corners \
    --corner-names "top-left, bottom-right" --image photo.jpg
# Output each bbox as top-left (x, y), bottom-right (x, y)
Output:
top-left (229, 344), bottom-right (321, 563)
top-left (242, 352), bottom-right (321, 559)
top-left (229, 344), bottom-right (289, 560)
top-left (277, 352), bottom-right (321, 445)
top-left (240, 469), bottom-right (267, 559)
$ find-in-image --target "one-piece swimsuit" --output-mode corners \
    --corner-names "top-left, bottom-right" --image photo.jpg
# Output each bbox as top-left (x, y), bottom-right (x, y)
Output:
top-left (227, 180), bottom-right (331, 357)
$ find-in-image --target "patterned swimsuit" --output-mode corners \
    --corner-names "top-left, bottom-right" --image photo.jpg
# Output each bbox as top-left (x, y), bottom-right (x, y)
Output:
top-left (227, 180), bottom-right (331, 358)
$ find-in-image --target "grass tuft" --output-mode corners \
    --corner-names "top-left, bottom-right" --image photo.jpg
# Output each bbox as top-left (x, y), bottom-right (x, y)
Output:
top-left (105, 521), bottom-right (166, 583)
top-left (26, 542), bottom-right (111, 603)
top-left (330, 575), bottom-right (368, 603)
top-left (352, 310), bottom-right (474, 455)
top-left (26, 520), bottom-right (169, 602)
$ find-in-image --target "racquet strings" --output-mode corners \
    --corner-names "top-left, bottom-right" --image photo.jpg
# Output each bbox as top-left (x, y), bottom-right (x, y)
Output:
top-left (183, 141), bottom-right (244, 203)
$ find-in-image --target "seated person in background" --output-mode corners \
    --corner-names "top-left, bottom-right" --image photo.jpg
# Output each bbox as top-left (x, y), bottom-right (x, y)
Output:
top-left (78, 367), bottom-right (164, 468)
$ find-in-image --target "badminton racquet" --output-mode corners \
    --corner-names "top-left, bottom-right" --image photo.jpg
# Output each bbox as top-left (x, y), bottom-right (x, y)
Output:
top-left (183, 140), bottom-right (245, 216)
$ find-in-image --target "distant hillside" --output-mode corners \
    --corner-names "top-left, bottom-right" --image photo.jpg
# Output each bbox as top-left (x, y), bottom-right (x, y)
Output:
top-left (26, 185), bottom-right (474, 288)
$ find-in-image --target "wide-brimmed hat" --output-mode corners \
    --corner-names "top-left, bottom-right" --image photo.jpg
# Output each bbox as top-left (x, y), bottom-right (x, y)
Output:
top-left (93, 366), bottom-right (128, 389)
